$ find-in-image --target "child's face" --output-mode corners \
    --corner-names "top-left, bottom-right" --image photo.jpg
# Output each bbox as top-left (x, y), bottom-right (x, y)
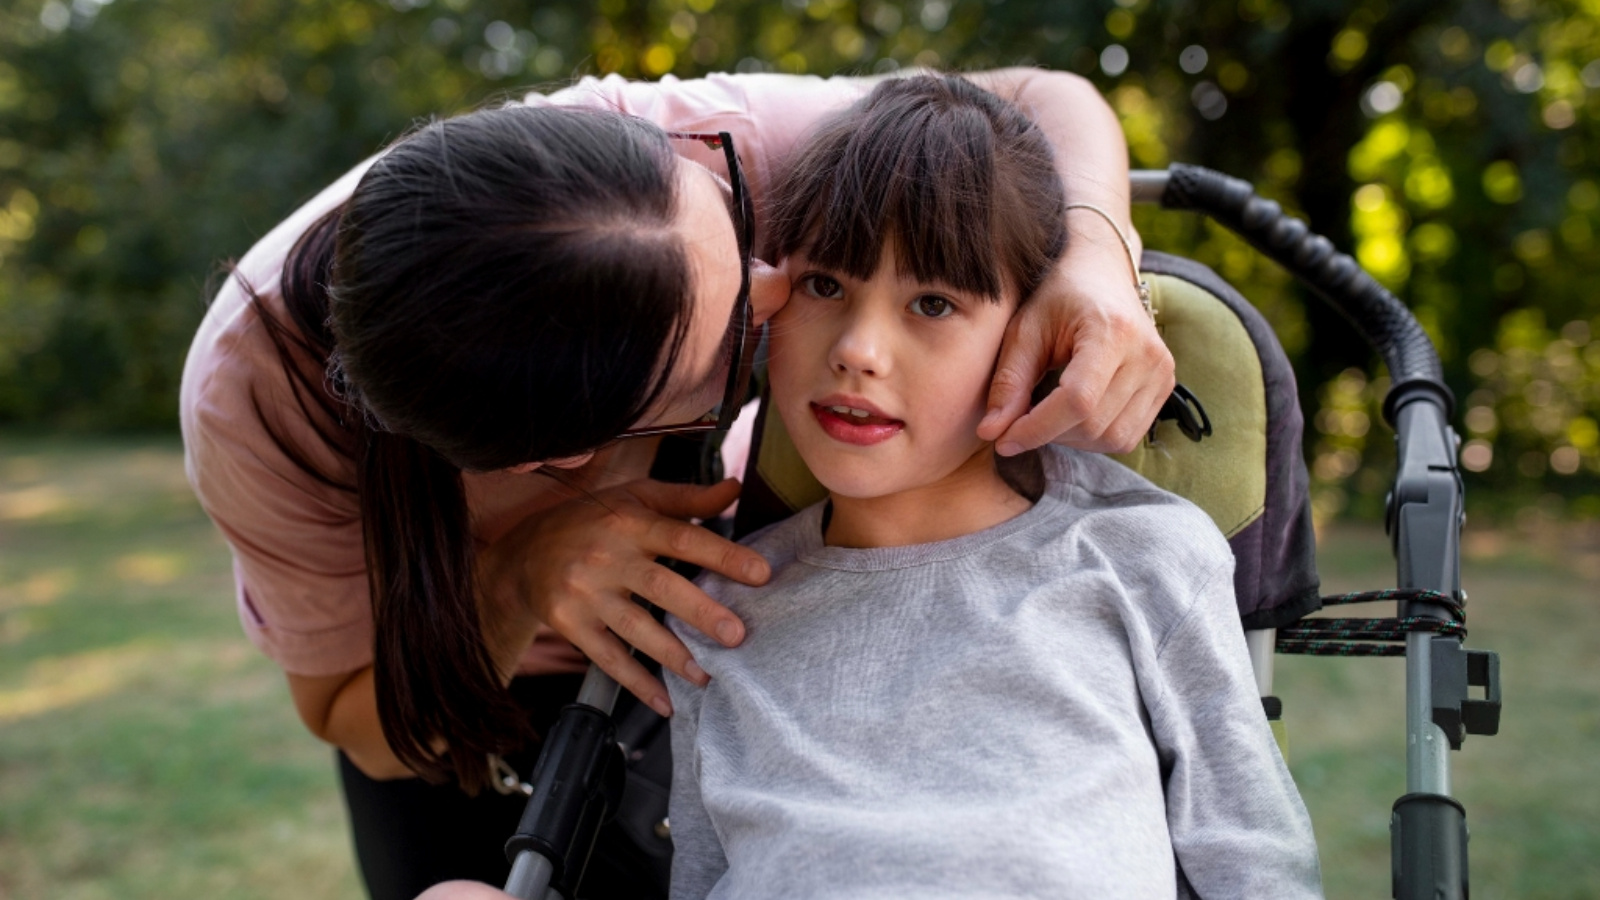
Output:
top-left (767, 243), bottom-right (1017, 501)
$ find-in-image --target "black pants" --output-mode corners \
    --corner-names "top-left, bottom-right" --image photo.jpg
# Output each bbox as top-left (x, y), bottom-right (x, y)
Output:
top-left (337, 674), bottom-right (668, 900)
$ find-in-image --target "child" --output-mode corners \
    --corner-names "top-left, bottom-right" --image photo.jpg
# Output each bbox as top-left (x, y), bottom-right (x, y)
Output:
top-left (665, 75), bottom-right (1323, 899)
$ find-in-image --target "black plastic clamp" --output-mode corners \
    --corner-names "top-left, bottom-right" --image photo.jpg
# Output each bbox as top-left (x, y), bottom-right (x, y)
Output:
top-left (504, 703), bottom-right (627, 897)
top-left (1391, 792), bottom-right (1469, 899)
top-left (1430, 636), bottom-right (1502, 750)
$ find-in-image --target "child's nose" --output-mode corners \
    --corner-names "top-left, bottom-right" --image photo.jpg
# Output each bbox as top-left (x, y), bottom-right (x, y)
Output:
top-left (829, 312), bottom-right (891, 377)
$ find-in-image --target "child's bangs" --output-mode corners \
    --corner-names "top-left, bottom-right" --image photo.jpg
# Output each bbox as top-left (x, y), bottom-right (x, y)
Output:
top-left (766, 75), bottom-right (1066, 304)
top-left (774, 106), bottom-right (1013, 300)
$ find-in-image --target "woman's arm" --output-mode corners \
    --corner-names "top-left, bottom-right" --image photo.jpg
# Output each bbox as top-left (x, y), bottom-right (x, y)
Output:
top-left (970, 68), bottom-right (1174, 455)
top-left (568, 68), bottom-right (1171, 453)
top-left (286, 666), bottom-right (413, 780)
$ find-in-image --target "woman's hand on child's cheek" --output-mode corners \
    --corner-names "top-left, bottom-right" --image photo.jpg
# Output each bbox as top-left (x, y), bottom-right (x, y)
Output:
top-left (978, 253), bottom-right (1174, 455)
top-left (477, 477), bottom-right (767, 716)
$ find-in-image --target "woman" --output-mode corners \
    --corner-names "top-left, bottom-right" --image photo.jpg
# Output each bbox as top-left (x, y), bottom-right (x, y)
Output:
top-left (180, 68), bottom-right (1174, 899)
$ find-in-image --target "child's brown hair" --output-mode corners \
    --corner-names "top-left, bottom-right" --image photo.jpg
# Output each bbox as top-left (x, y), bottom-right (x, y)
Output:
top-left (765, 74), bottom-right (1067, 303)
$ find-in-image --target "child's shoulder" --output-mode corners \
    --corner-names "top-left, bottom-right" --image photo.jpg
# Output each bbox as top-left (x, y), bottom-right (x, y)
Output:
top-left (686, 501), bottom-right (824, 609)
top-left (1038, 445), bottom-right (1233, 583)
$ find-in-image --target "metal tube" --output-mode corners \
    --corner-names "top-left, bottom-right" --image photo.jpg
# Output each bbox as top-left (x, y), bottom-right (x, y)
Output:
top-left (1405, 631), bottom-right (1452, 795)
top-left (1130, 169), bottom-right (1169, 204)
top-left (504, 849), bottom-right (561, 900)
top-left (1245, 628), bottom-right (1276, 697)
top-left (575, 664), bottom-right (622, 713)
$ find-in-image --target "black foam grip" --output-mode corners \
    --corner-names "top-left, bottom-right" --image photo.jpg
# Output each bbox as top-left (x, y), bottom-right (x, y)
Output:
top-left (1160, 164), bottom-right (1452, 421)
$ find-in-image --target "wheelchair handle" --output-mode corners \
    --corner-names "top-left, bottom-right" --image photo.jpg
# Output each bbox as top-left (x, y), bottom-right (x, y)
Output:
top-left (1134, 165), bottom-right (1479, 900)
top-left (1132, 164), bottom-right (1452, 424)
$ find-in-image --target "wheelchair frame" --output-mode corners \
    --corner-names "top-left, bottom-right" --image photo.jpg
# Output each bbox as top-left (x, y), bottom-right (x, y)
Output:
top-left (499, 164), bottom-right (1502, 900)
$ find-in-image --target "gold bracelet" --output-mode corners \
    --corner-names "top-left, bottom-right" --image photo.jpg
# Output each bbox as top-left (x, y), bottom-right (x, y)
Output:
top-left (1064, 202), bottom-right (1154, 321)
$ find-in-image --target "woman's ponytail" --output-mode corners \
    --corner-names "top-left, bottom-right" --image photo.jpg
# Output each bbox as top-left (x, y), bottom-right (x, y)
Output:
top-left (361, 427), bottom-right (532, 791)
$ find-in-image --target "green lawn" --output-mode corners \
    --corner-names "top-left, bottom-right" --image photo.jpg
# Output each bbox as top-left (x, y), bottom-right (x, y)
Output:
top-left (1, 436), bottom-right (1596, 898)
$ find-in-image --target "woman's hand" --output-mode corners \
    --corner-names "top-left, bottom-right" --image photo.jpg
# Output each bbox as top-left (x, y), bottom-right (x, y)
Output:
top-left (978, 237), bottom-right (1174, 455)
top-left (477, 477), bottom-right (769, 716)
top-left (970, 67), bottom-right (1175, 455)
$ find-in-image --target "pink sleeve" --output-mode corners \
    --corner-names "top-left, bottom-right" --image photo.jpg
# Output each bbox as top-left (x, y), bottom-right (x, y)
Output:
top-left (182, 325), bottom-right (373, 676)
top-left (180, 166), bottom-right (374, 677)
top-left (531, 72), bottom-right (879, 223)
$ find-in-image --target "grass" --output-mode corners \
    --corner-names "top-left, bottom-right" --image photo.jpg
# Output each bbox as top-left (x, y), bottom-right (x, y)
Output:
top-left (1, 435), bottom-right (1596, 898)
top-left (0, 436), bottom-right (359, 900)
top-left (1281, 518), bottom-right (1600, 898)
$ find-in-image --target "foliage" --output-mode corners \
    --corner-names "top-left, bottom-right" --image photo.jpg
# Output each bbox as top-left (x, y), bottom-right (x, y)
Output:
top-left (1, 0), bottom-right (1596, 511)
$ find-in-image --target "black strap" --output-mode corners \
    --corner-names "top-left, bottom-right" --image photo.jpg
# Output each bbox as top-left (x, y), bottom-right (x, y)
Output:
top-left (1276, 590), bottom-right (1466, 657)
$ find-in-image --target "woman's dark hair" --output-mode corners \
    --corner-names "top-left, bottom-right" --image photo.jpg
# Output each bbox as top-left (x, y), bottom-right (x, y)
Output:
top-left (766, 74), bottom-right (1067, 303)
top-left (251, 104), bottom-right (694, 790)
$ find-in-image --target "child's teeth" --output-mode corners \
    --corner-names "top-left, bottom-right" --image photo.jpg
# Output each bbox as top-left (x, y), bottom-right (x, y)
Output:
top-left (849, 409), bottom-right (869, 418)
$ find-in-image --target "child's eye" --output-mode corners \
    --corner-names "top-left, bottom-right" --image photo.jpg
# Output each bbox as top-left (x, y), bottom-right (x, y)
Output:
top-left (909, 295), bottom-right (954, 318)
top-left (800, 274), bottom-right (843, 299)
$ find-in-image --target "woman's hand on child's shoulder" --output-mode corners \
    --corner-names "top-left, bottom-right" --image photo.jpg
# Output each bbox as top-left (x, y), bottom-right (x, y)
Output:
top-left (475, 477), bottom-right (769, 716)
top-left (978, 252), bottom-right (1174, 456)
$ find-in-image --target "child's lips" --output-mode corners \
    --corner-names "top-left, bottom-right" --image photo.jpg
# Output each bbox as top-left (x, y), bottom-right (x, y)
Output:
top-left (810, 402), bottom-right (904, 446)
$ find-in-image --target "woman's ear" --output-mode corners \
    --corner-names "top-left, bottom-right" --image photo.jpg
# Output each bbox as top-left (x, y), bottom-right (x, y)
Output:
top-left (750, 258), bottom-right (791, 327)
top-left (505, 451), bottom-right (594, 475)
top-left (544, 451), bottom-right (597, 470)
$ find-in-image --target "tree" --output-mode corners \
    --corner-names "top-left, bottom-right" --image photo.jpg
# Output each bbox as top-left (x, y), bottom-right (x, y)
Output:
top-left (2, 0), bottom-right (1594, 512)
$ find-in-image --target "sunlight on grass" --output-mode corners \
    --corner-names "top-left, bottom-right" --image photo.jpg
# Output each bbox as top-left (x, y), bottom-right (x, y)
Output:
top-left (0, 436), bottom-right (362, 900)
top-left (113, 551), bottom-right (187, 585)
top-left (0, 641), bottom-right (163, 723)
top-left (0, 483), bottom-right (70, 520)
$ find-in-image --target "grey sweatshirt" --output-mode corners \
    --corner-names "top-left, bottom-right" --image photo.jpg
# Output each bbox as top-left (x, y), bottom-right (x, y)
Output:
top-left (666, 446), bottom-right (1322, 899)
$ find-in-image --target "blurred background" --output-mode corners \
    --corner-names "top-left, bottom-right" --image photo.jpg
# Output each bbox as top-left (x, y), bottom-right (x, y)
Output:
top-left (0, 0), bottom-right (1596, 897)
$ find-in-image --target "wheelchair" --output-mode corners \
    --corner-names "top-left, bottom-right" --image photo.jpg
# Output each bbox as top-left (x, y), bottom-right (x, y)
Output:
top-left (494, 164), bottom-right (1502, 900)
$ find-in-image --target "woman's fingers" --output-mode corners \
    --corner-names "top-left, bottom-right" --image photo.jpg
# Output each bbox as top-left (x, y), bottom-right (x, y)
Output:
top-left (628, 481), bottom-right (771, 588)
top-left (628, 477), bottom-right (772, 583)
top-left (627, 476), bottom-right (743, 521)
top-left (484, 475), bottom-right (768, 710)
top-left (978, 309), bottom-right (1052, 445)
top-left (598, 573), bottom-right (716, 688)
top-left (568, 622), bottom-right (673, 716)
top-left (982, 248), bottom-right (1174, 453)
top-left (623, 557), bottom-right (743, 648)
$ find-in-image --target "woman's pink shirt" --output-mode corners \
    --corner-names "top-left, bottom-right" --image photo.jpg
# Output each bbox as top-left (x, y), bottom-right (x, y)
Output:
top-left (179, 73), bottom-right (870, 677)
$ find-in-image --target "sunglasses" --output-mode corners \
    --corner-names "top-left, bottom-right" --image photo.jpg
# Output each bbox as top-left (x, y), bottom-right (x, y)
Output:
top-left (614, 131), bottom-right (759, 440)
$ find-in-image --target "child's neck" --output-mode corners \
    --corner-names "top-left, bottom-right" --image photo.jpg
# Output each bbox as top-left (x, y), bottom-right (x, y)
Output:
top-left (823, 448), bottom-right (1033, 549)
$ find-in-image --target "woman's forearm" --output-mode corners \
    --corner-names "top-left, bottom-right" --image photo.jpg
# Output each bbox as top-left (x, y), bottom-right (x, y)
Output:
top-left (973, 68), bottom-right (1141, 260)
top-left (286, 666), bottom-right (417, 780)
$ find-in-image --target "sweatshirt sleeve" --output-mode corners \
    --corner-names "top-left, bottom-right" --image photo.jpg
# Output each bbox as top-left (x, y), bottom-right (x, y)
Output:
top-left (665, 665), bottom-right (728, 900)
top-left (1142, 562), bottom-right (1325, 899)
